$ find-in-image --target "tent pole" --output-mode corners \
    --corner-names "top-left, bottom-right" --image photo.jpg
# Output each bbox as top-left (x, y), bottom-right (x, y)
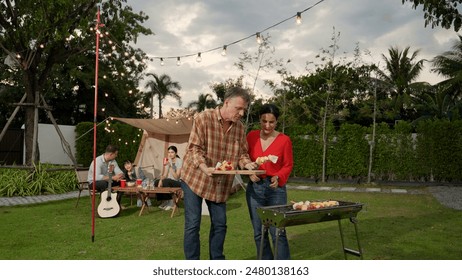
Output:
top-left (92, 6), bottom-right (103, 243)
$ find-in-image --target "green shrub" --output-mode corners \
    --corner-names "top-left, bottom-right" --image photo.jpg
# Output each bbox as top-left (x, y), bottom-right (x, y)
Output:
top-left (0, 163), bottom-right (77, 197)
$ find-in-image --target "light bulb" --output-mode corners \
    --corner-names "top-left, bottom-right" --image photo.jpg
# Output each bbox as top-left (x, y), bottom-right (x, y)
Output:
top-left (296, 12), bottom-right (302, 25)
top-left (221, 45), bottom-right (227, 56)
top-left (176, 57), bottom-right (181, 66)
top-left (160, 58), bottom-right (164, 66)
top-left (256, 32), bottom-right (262, 44)
top-left (196, 52), bottom-right (202, 63)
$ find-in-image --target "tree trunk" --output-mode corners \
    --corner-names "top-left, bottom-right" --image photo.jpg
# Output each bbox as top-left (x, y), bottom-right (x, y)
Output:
top-left (321, 92), bottom-right (329, 183)
top-left (367, 80), bottom-right (377, 184)
top-left (24, 71), bottom-right (39, 165)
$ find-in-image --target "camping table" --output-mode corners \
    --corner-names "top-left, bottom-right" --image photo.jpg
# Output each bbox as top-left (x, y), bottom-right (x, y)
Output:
top-left (112, 186), bottom-right (141, 206)
top-left (139, 187), bottom-right (183, 218)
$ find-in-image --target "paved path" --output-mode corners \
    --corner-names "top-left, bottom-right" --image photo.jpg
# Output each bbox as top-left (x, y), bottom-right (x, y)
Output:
top-left (3, 184), bottom-right (462, 211)
top-left (0, 185), bottom-right (421, 207)
top-left (0, 190), bottom-right (87, 207)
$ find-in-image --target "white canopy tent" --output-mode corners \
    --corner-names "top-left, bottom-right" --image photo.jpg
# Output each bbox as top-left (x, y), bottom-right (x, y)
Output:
top-left (112, 117), bottom-right (193, 180)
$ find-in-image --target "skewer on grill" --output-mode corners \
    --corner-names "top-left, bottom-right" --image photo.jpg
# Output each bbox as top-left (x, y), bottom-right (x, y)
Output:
top-left (290, 200), bottom-right (339, 210)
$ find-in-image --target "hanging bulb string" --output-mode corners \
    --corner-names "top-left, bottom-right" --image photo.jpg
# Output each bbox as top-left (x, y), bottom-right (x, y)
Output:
top-left (151, 0), bottom-right (326, 62)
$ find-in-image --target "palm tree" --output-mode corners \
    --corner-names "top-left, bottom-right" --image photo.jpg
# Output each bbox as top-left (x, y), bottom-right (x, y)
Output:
top-left (413, 84), bottom-right (457, 122)
top-left (187, 93), bottom-right (216, 112)
top-left (431, 35), bottom-right (462, 101)
top-left (143, 73), bottom-right (182, 118)
top-left (376, 46), bottom-right (426, 121)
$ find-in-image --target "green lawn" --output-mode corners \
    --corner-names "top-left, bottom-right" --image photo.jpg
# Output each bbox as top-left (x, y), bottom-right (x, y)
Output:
top-left (0, 187), bottom-right (461, 260)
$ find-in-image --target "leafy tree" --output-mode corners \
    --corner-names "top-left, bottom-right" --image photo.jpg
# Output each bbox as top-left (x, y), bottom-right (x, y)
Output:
top-left (403, 0), bottom-right (462, 31)
top-left (209, 77), bottom-right (244, 105)
top-left (235, 35), bottom-right (283, 127)
top-left (431, 35), bottom-right (462, 100)
top-left (413, 84), bottom-right (459, 122)
top-left (187, 93), bottom-right (216, 112)
top-left (143, 73), bottom-right (182, 119)
top-left (376, 46), bottom-right (427, 122)
top-left (0, 0), bottom-right (153, 164)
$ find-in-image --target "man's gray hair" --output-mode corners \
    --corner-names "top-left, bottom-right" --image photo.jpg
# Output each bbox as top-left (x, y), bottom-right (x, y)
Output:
top-left (224, 87), bottom-right (251, 104)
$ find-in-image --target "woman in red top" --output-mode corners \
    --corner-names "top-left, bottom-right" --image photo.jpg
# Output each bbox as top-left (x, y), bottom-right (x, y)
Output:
top-left (246, 103), bottom-right (293, 260)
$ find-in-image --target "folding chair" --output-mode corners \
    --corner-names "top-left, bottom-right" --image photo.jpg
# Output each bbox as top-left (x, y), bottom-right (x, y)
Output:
top-left (75, 169), bottom-right (92, 207)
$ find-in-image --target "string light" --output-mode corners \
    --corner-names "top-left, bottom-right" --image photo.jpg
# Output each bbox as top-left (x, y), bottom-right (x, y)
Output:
top-left (86, 21), bottom-right (142, 97)
top-left (160, 57), bottom-right (164, 66)
top-left (145, 0), bottom-right (326, 65)
top-left (196, 52), bottom-right (202, 63)
top-left (296, 12), bottom-right (302, 24)
top-left (256, 32), bottom-right (262, 44)
top-left (176, 57), bottom-right (181, 66)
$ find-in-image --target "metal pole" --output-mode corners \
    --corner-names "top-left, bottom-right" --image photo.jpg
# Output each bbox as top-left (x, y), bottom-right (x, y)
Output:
top-left (92, 6), bottom-right (103, 242)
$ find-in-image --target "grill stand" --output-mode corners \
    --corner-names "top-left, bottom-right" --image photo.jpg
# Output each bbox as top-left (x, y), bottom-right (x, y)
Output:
top-left (258, 205), bottom-right (364, 260)
top-left (337, 217), bottom-right (363, 259)
top-left (259, 218), bottom-right (363, 260)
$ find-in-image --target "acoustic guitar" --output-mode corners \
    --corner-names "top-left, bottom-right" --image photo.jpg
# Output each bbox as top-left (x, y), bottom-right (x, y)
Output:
top-left (97, 164), bottom-right (121, 218)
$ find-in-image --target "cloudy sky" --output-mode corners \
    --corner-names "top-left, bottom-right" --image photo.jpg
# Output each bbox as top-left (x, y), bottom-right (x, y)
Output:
top-left (126, 0), bottom-right (458, 114)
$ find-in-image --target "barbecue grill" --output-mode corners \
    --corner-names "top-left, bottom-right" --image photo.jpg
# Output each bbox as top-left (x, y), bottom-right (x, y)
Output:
top-left (257, 200), bottom-right (364, 259)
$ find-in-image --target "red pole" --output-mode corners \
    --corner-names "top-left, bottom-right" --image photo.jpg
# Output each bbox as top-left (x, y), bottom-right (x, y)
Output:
top-left (92, 7), bottom-right (102, 242)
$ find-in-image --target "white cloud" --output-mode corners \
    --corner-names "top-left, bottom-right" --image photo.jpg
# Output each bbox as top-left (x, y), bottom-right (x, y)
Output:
top-left (127, 0), bottom-right (458, 113)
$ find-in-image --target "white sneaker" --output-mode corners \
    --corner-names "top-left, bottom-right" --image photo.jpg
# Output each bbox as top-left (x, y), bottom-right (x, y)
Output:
top-left (158, 201), bottom-right (167, 209)
top-left (163, 200), bottom-right (174, 211)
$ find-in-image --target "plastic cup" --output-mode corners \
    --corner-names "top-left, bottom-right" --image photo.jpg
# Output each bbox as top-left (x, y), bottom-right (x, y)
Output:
top-left (136, 179), bottom-right (142, 186)
top-left (120, 179), bottom-right (126, 188)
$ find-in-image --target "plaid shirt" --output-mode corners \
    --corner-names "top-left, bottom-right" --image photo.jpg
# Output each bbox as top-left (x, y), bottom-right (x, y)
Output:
top-left (181, 108), bottom-right (252, 202)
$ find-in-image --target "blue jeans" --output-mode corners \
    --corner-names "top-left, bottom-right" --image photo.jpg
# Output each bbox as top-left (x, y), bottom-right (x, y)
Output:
top-left (181, 180), bottom-right (227, 260)
top-left (246, 178), bottom-right (290, 260)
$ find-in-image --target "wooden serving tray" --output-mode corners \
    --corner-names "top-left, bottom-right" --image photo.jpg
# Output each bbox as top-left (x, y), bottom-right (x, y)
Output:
top-left (208, 168), bottom-right (266, 175)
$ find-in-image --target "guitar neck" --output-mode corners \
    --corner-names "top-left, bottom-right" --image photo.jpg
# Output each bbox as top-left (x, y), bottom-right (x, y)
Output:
top-left (107, 164), bottom-right (114, 192)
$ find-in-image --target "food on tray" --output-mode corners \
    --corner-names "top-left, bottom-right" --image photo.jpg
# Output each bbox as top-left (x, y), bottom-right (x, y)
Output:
top-left (255, 155), bottom-right (279, 165)
top-left (127, 181), bottom-right (135, 187)
top-left (215, 160), bottom-right (234, 171)
top-left (291, 200), bottom-right (339, 210)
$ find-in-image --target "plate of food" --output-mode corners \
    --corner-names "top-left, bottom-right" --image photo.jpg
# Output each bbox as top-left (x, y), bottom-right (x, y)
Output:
top-left (209, 160), bottom-right (266, 175)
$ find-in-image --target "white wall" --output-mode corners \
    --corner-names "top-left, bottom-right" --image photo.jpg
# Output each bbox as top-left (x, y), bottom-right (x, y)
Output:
top-left (23, 123), bottom-right (76, 165)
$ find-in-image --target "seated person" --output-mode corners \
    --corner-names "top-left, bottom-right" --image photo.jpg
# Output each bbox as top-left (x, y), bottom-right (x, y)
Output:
top-left (123, 160), bottom-right (152, 207)
top-left (154, 146), bottom-right (182, 211)
top-left (87, 144), bottom-right (124, 204)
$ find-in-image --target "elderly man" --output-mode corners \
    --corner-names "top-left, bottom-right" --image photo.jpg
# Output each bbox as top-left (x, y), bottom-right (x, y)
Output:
top-left (180, 87), bottom-right (255, 260)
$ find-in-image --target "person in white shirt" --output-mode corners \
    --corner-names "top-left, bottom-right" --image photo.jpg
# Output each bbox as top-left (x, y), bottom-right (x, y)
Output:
top-left (87, 144), bottom-right (124, 203)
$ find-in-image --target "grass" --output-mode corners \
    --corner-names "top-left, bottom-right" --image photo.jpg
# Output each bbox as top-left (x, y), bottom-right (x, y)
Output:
top-left (0, 186), bottom-right (461, 260)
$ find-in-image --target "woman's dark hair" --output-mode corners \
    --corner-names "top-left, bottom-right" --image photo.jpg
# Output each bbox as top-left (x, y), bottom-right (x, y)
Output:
top-left (168, 145), bottom-right (180, 158)
top-left (123, 160), bottom-right (133, 165)
top-left (259, 103), bottom-right (280, 120)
